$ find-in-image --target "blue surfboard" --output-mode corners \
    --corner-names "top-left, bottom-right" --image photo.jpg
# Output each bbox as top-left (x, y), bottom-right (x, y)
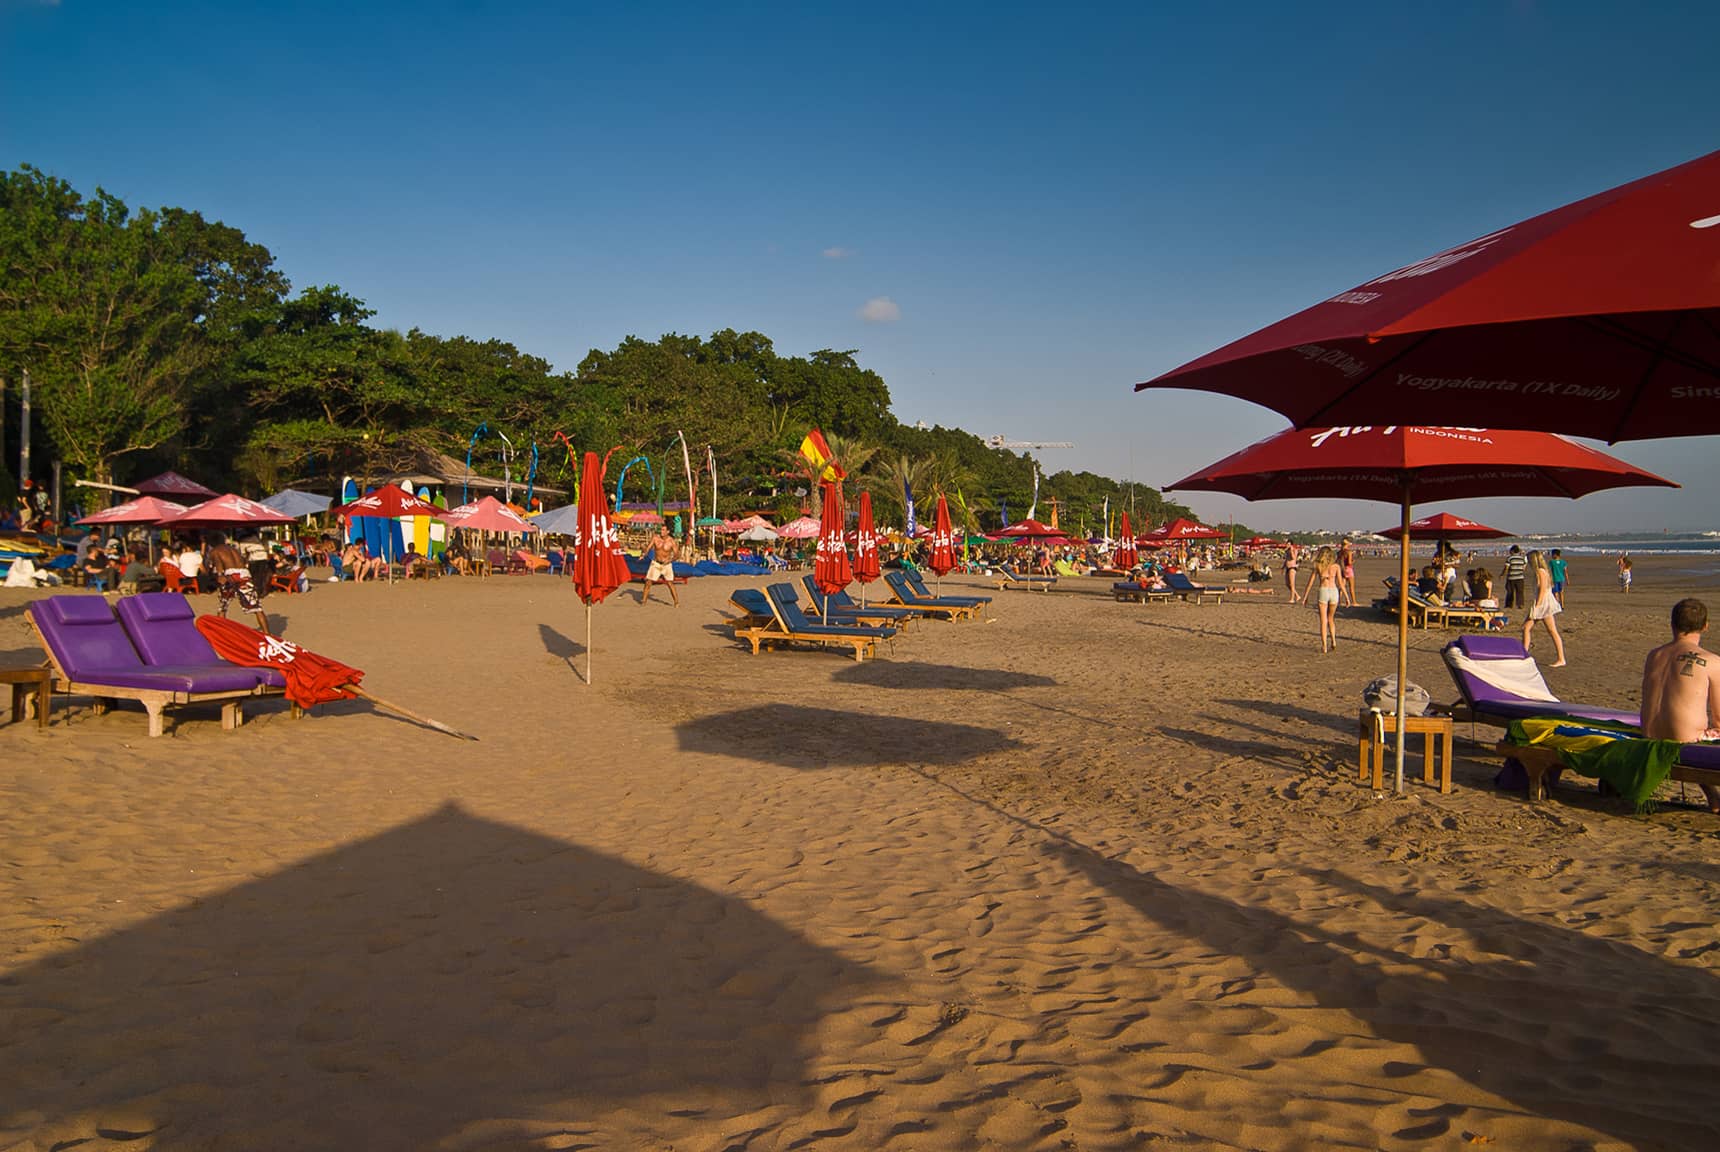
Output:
top-left (342, 477), bottom-right (361, 544)
top-left (361, 487), bottom-right (384, 558)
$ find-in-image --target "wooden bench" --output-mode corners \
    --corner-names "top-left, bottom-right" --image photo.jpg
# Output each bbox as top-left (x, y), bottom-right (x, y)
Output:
top-left (0, 666), bottom-right (52, 730)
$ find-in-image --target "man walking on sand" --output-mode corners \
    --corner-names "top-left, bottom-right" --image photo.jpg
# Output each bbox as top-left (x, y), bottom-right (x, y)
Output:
top-left (641, 525), bottom-right (681, 607)
top-left (1641, 598), bottom-right (1720, 814)
top-left (1503, 545), bottom-right (1527, 609)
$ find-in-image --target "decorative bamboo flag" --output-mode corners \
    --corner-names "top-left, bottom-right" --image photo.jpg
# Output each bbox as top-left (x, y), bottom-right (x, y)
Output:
top-left (798, 428), bottom-right (845, 482)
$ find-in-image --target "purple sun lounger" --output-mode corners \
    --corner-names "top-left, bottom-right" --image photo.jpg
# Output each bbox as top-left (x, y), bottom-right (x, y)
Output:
top-left (27, 595), bottom-right (286, 737)
top-left (1441, 634), bottom-right (1640, 727)
top-left (115, 593), bottom-right (287, 691)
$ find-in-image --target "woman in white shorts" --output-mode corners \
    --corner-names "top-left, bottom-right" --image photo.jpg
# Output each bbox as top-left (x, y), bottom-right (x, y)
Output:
top-left (1301, 545), bottom-right (1343, 653)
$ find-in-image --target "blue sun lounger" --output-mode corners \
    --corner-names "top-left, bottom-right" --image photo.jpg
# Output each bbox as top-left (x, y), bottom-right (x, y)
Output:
top-left (994, 563), bottom-right (1057, 591)
top-left (800, 574), bottom-right (916, 627)
top-left (727, 585), bottom-right (895, 660)
top-left (904, 569), bottom-right (990, 606)
top-left (1165, 572), bottom-right (1224, 604)
top-left (883, 571), bottom-right (978, 620)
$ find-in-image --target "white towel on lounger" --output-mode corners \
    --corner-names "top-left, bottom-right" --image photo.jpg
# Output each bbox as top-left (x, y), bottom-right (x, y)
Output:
top-left (1443, 648), bottom-right (1558, 703)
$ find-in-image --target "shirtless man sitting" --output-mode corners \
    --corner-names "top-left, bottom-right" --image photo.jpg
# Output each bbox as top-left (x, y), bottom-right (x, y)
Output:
top-left (1640, 597), bottom-right (1720, 813)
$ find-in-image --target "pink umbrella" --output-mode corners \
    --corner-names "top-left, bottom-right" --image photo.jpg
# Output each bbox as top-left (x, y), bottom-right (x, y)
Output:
top-left (76, 496), bottom-right (188, 526)
top-left (443, 496), bottom-right (538, 534)
top-left (778, 516), bottom-right (822, 539)
top-left (158, 494), bottom-right (298, 528)
top-left (133, 470), bottom-right (219, 501)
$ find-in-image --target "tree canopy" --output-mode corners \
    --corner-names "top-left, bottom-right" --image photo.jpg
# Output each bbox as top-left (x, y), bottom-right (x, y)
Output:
top-left (0, 163), bottom-right (1211, 533)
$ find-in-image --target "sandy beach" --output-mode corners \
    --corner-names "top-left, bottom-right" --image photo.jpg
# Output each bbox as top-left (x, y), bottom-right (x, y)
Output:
top-left (2, 554), bottom-right (1717, 1151)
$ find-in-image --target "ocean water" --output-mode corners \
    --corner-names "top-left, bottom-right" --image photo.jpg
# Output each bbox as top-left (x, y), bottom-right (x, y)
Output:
top-left (1472, 535), bottom-right (1720, 557)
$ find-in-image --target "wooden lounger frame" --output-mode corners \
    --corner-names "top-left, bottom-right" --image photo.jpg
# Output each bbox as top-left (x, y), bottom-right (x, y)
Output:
top-left (1494, 741), bottom-right (1720, 804)
top-left (26, 612), bottom-right (298, 738)
top-left (1113, 585), bottom-right (1175, 604)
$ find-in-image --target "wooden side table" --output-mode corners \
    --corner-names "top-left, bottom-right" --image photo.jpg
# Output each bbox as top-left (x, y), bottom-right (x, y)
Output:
top-left (1, 666), bottom-right (53, 731)
top-left (1358, 710), bottom-right (1453, 793)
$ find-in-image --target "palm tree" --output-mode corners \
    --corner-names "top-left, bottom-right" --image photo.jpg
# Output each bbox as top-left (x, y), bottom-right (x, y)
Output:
top-left (777, 431), bottom-right (879, 517)
top-left (870, 453), bottom-right (934, 530)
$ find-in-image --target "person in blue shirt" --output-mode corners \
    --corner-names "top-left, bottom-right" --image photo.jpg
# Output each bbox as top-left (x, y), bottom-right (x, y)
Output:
top-left (1549, 548), bottom-right (1569, 605)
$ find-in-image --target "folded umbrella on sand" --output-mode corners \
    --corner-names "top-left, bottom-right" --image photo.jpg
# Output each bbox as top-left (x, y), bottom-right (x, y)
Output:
top-left (195, 616), bottom-right (477, 740)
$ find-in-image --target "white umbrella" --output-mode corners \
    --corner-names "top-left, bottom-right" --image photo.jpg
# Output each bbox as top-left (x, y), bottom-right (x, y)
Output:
top-left (739, 525), bottom-right (779, 542)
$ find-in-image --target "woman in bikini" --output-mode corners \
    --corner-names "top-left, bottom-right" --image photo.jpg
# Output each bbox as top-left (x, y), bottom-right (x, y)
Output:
top-left (1337, 538), bottom-right (1357, 606)
top-left (1301, 545), bottom-right (1343, 653)
top-left (1284, 541), bottom-right (1301, 603)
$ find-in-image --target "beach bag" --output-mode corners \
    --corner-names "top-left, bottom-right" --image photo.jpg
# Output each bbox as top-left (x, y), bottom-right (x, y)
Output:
top-left (1362, 676), bottom-right (1431, 716)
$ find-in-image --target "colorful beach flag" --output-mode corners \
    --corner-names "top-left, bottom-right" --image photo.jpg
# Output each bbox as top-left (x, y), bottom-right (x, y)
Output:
top-left (798, 428), bottom-right (845, 482)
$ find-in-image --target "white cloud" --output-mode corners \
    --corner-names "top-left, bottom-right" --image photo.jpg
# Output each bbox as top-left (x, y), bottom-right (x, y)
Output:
top-left (822, 246), bottom-right (856, 259)
top-left (858, 296), bottom-right (901, 323)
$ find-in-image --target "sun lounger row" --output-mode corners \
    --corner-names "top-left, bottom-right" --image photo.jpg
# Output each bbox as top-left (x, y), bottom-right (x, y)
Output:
top-left (24, 593), bottom-right (303, 737)
top-left (726, 571), bottom-right (995, 660)
top-left (1441, 633), bottom-right (1720, 801)
top-left (1378, 579), bottom-right (1507, 630)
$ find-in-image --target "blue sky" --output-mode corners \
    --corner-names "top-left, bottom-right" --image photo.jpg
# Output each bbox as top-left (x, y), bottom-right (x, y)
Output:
top-left (5, 0), bottom-right (1718, 531)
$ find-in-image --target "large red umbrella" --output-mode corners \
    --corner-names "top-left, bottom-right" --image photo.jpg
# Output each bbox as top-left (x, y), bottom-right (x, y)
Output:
top-left (1149, 517), bottom-right (1226, 541)
top-left (995, 518), bottom-right (1061, 541)
top-left (570, 451), bottom-right (629, 685)
top-left (158, 493), bottom-right (298, 528)
top-left (1377, 511), bottom-right (1510, 543)
top-left (814, 481), bottom-right (853, 621)
top-left (442, 495), bottom-right (538, 534)
top-left (1166, 424), bottom-right (1675, 791)
top-left (76, 496), bottom-right (187, 526)
top-left (852, 491), bottom-right (882, 604)
top-left (133, 470), bottom-right (219, 501)
top-left (333, 485), bottom-right (444, 520)
top-left (928, 493), bottom-right (957, 580)
top-left (1136, 149), bottom-right (1720, 443)
top-left (1112, 513), bottom-right (1138, 570)
top-left (195, 615), bottom-right (473, 740)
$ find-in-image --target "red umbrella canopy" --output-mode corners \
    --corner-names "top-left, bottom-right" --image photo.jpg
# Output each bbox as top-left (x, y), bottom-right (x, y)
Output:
top-left (196, 616), bottom-right (363, 709)
top-left (814, 481), bottom-right (853, 594)
top-left (927, 494), bottom-right (958, 576)
top-left (158, 493), bottom-right (298, 528)
top-left (132, 470), bottom-right (219, 501)
top-left (1136, 149), bottom-right (1720, 443)
top-left (76, 496), bottom-right (187, 525)
top-left (335, 486), bottom-right (444, 519)
top-left (1377, 511), bottom-right (1510, 542)
top-left (571, 451), bottom-right (629, 605)
top-left (1242, 535), bottom-right (1284, 548)
top-left (1164, 425), bottom-right (1676, 503)
top-left (995, 518), bottom-right (1061, 540)
top-left (852, 491), bottom-right (881, 585)
top-left (1112, 513), bottom-right (1138, 569)
top-left (442, 495), bottom-right (538, 534)
top-left (1151, 517), bottom-right (1226, 540)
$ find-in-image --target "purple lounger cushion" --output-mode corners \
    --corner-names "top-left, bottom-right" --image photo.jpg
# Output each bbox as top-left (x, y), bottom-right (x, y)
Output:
top-left (1446, 635), bottom-right (1641, 726)
top-left (116, 593), bottom-right (285, 689)
top-left (32, 596), bottom-right (264, 694)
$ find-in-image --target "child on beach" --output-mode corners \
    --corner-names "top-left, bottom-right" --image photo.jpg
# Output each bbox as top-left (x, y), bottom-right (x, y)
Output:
top-left (1549, 548), bottom-right (1568, 605)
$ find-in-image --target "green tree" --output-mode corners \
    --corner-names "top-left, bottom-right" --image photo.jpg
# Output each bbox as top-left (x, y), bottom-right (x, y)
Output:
top-left (0, 168), bottom-right (215, 488)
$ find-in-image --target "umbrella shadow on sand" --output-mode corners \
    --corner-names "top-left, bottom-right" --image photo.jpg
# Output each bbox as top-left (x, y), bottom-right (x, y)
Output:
top-left (537, 622), bottom-right (586, 672)
top-left (905, 768), bottom-right (1720, 1150)
top-left (0, 804), bottom-right (880, 1151)
top-left (678, 705), bottom-right (1021, 770)
top-left (833, 662), bottom-right (1056, 693)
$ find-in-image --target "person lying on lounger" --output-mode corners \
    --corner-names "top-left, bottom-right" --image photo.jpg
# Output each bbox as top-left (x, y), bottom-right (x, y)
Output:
top-left (1641, 597), bottom-right (1720, 813)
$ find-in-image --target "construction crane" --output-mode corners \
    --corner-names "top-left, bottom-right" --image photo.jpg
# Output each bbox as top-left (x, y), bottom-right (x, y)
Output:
top-left (986, 435), bottom-right (1074, 450)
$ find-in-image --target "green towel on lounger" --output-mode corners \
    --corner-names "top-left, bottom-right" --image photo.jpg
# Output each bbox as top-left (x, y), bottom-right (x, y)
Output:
top-left (1505, 717), bottom-right (1681, 811)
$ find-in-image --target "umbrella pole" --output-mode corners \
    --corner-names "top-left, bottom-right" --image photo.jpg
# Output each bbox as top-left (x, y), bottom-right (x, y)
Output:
top-left (585, 602), bottom-right (593, 685)
top-left (1395, 489), bottom-right (1412, 795)
top-left (341, 684), bottom-right (477, 741)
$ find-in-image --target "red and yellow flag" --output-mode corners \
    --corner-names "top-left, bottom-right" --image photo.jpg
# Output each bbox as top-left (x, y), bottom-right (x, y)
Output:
top-left (798, 427), bottom-right (845, 482)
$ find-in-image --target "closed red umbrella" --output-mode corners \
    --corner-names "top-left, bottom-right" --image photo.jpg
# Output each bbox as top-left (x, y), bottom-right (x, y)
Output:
top-left (571, 451), bottom-right (629, 684)
top-left (1376, 511), bottom-right (1510, 543)
top-left (814, 481), bottom-right (852, 622)
top-left (928, 493), bottom-right (957, 580)
top-left (1166, 424), bottom-right (1675, 791)
top-left (195, 615), bottom-right (473, 740)
top-left (1112, 513), bottom-right (1138, 570)
top-left (1136, 149), bottom-right (1720, 443)
top-left (852, 491), bottom-right (881, 605)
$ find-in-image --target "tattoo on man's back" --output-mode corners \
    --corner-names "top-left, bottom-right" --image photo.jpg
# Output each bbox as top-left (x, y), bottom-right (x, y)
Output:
top-left (1677, 652), bottom-right (1707, 677)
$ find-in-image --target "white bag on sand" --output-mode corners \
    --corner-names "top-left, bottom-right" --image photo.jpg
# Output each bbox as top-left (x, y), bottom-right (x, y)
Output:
top-left (1362, 676), bottom-right (1431, 716)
